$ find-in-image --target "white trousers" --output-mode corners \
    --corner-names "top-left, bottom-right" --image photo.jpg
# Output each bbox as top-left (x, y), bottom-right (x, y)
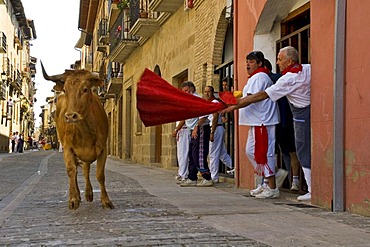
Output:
top-left (245, 125), bottom-right (276, 178)
top-left (177, 128), bottom-right (190, 178)
top-left (209, 126), bottom-right (232, 180)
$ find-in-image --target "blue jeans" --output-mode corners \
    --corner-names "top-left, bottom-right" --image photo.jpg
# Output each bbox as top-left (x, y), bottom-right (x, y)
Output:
top-left (290, 104), bottom-right (311, 169)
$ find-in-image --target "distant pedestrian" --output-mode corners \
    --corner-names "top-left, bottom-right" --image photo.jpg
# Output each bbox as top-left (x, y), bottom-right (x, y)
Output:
top-left (17, 134), bottom-right (24, 153)
top-left (27, 135), bottom-right (33, 150)
top-left (10, 132), bottom-right (16, 153)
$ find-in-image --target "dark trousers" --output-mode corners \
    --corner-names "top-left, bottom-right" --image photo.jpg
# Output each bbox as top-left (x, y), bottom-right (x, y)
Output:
top-left (188, 125), bottom-right (211, 181)
top-left (290, 104), bottom-right (311, 169)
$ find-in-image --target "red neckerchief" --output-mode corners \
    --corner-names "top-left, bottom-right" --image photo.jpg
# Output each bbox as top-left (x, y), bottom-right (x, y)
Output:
top-left (248, 67), bottom-right (270, 78)
top-left (282, 63), bottom-right (302, 75)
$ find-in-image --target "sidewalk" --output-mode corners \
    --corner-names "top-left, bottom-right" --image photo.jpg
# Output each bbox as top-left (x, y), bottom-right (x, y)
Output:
top-left (106, 157), bottom-right (370, 247)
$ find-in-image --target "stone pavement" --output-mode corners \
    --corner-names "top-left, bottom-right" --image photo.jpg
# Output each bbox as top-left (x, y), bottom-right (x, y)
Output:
top-left (0, 151), bottom-right (369, 246)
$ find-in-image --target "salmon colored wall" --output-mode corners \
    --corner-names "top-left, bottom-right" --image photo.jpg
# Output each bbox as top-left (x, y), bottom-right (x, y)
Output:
top-left (310, 0), bottom-right (370, 215)
top-left (234, 0), bottom-right (370, 216)
top-left (234, 0), bottom-right (267, 189)
top-left (310, 0), bottom-right (335, 209)
top-left (342, 1), bottom-right (370, 216)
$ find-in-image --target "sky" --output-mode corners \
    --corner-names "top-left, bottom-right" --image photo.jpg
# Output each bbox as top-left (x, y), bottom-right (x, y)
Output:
top-left (21, 0), bottom-right (82, 127)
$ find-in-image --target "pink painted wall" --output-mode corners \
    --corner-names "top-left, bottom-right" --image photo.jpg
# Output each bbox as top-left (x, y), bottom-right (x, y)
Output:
top-left (235, 0), bottom-right (370, 215)
top-left (310, 0), bottom-right (336, 209)
top-left (234, 0), bottom-right (267, 189)
top-left (344, 1), bottom-right (370, 216)
top-left (311, 0), bottom-right (370, 215)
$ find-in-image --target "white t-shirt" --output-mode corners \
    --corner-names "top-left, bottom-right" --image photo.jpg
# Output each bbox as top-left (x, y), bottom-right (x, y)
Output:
top-left (239, 72), bottom-right (280, 126)
top-left (185, 92), bottom-right (210, 129)
top-left (208, 99), bottom-right (222, 126)
top-left (265, 64), bottom-right (311, 108)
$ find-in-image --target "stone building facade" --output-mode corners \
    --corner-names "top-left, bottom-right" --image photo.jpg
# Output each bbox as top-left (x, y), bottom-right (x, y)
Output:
top-left (78, 0), bottom-right (232, 170)
top-left (0, 0), bottom-right (37, 152)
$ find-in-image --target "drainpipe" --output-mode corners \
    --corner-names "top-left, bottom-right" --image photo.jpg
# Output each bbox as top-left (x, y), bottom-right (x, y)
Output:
top-left (333, 0), bottom-right (346, 212)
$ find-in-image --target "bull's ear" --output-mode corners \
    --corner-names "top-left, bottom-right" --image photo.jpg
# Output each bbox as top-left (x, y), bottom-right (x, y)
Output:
top-left (53, 82), bottom-right (64, 92)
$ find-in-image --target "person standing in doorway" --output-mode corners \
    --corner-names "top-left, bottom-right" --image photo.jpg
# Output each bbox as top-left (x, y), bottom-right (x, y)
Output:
top-left (265, 58), bottom-right (299, 190)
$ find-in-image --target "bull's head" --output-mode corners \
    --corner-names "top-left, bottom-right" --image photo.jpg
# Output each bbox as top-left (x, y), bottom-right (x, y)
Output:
top-left (40, 61), bottom-right (104, 123)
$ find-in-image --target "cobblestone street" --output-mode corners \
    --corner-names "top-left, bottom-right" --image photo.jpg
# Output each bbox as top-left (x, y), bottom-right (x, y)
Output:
top-left (0, 151), bottom-right (266, 246)
top-left (0, 151), bottom-right (369, 247)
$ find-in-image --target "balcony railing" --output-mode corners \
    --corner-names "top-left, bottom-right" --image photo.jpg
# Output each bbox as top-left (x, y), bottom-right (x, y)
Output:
top-left (110, 8), bottom-right (139, 51)
top-left (130, 0), bottom-right (161, 38)
top-left (109, 7), bottom-right (139, 62)
top-left (149, 0), bottom-right (183, 12)
top-left (98, 18), bottom-right (109, 45)
top-left (97, 18), bottom-right (109, 52)
top-left (105, 62), bottom-right (123, 95)
top-left (11, 69), bottom-right (22, 89)
top-left (0, 81), bottom-right (6, 100)
top-left (0, 32), bottom-right (7, 53)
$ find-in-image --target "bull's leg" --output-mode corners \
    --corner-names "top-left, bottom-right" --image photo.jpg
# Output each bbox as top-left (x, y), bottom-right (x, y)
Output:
top-left (64, 152), bottom-right (81, 210)
top-left (96, 148), bottom-right (114, 209)
top-left (81, 161), bottom-right (93, 202)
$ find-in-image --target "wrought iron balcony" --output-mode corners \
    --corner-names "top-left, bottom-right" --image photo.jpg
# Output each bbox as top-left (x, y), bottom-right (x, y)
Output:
top-left (105, 62), bottom-right (123, 95)
top-left (11, 69), bottom-right (22, 89)
top-left (0, 81), bottom-right (6, 100)
top-left (98, 18), bottom-right (109, 45)
top-left (129, 0), bottom-right (161, 38)
top-left (0, 32), bottom-right (7, 53)
top-left (149, 0), bottom-right (183, 12)
top-left (108, 8), bottom-right (139, 62)
top-left (97, 18), bottom-right (109, 53)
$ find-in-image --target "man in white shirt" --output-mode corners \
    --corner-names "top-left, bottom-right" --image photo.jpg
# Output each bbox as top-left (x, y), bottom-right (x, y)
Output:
top-left (226, 51), bottom-right (280, 198)
top-left (205, 85), bottom-right (233, 183)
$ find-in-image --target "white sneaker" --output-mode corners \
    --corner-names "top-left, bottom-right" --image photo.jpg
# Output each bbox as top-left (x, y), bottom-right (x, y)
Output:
top-left (180, 179), bottom-right (197, 187)
top-left (212, 179), bottom-right (219, 184)
top-left (250, 184), bottom-right (265, 197)
top-left (175, 175), bottom-right (182, 181)
top-left (291, 182), bottom-right (300, 191)
top-left (275, 169), bottom-right (288, 188)
top-left (196, 179), bottom-right (213, 187)
top-left (226, 168), bottom-right (235, 175)
top-left (297, 192), bottom-right (311, 201)
top-left (255, 186), bottom-right (279, 199)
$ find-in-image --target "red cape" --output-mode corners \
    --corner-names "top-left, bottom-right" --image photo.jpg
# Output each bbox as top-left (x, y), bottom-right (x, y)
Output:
top-left (137, 68), bottom-right (225, 127)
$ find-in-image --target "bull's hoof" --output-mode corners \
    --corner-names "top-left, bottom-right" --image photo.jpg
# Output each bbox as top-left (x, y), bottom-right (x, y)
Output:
top-left (69, 198), bottom-right (81, 210)
top-left (102, 200), bottom-right (114, 209)
top-left (85, 190), bottom-right (93, 202)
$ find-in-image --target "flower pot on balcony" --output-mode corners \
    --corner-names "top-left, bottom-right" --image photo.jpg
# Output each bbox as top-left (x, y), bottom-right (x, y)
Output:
top-left (140, 11), bottom-right (148, 18)
top-left (117, 0), bottom-right (129, 11)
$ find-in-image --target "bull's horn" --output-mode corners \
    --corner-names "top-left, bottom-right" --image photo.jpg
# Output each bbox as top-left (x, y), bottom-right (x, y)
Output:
top-left (40, 60), bottom-right (64, 82)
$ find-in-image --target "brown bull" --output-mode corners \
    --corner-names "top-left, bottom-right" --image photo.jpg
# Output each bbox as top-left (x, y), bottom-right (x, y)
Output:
top-left (41, 61), bottom-right (114, 210)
